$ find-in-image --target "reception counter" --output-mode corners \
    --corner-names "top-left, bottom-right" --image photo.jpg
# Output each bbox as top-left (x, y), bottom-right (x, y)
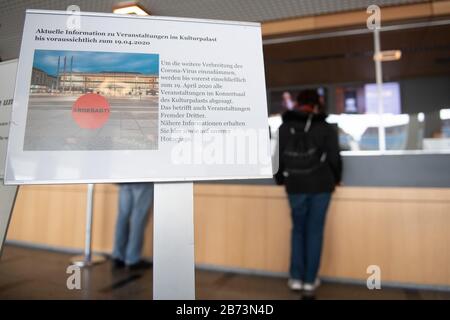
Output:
top-left (6, 183), bottom-right (450, 288)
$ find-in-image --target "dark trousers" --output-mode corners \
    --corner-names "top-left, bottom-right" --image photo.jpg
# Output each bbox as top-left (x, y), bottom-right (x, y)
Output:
top-left (287, 192), bottom-right (331, 283)
top-left (113, 183), bottom-right (154, 265)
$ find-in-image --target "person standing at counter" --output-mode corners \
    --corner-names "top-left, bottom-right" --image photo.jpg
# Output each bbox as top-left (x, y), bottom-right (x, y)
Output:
top-left (275, 89), bottom-right (342, 294)
top-left (112, 183), bottom-right (154, 271)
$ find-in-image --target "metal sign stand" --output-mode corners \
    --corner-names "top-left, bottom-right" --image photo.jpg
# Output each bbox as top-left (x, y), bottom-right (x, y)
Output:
top-left (153, 182), bottom-right (195, 300)
top-left (0, 184), bottom-right (19, 257)
top-left (71, 184), bottom-right (106, 267)
top-left (373, 27), bottom-right (386, 152)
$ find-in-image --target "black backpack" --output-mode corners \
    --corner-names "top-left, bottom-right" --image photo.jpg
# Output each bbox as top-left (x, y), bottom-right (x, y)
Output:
top-left (281, 114), bottom-right (327, 177)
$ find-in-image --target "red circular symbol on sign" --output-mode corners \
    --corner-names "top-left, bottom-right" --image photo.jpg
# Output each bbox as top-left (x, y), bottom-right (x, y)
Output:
top-left (72, 93), bottom-right (110, 129)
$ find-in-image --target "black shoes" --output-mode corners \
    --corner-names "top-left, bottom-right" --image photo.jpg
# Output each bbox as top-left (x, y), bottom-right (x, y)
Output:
top-left (127, 260), bottom-right (153, 271)
top-left (111, 258), bottom-right (152, 271)
top-left (112, 258), bottom-right (125, 270)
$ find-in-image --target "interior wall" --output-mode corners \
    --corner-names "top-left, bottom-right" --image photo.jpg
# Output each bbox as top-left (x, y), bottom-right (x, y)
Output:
top-left (6, 184), bottom-right (450, 288)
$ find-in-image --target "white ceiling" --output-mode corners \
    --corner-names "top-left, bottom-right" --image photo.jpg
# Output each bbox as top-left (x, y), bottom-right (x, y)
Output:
top-left (0, 0), bottom-right (429, 60)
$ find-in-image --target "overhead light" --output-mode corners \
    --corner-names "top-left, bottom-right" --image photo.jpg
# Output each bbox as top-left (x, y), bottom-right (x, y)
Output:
top-left (417, 112), bottom-right (425, 122)
top-left (440, 109), bottom-right (450, 120)
top-left (113, 2), bottom-right (150, 16)
top-left (374, 50), bottom-right (402, 62)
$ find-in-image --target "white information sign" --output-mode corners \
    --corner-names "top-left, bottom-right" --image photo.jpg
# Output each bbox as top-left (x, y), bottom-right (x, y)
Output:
top-left (5, 10), bottom-right (272, 184)
top-left (0, 60), bottom-right (19, 253)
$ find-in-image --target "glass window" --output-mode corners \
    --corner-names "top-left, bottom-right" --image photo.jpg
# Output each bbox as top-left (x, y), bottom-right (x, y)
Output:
top-left (265, 23), bottom-right (450, 154)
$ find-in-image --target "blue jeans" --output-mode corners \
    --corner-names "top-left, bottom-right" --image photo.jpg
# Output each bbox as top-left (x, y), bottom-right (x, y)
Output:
top-left (288, 192), bottom-right (331, 283)
top-left (113, 183), bottom-right (154, 265)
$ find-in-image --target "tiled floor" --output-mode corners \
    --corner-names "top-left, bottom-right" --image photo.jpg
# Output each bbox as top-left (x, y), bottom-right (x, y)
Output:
top-left (0, 244), bottom-right (449, 300)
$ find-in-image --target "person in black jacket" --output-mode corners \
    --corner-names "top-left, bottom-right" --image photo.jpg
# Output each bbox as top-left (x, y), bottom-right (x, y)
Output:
top-left (275, 89), bottom-right (342, 294)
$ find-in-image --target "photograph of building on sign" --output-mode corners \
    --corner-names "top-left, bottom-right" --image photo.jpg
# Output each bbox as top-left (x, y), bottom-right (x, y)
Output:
top-left (24, 50), bottom-right (160, 151)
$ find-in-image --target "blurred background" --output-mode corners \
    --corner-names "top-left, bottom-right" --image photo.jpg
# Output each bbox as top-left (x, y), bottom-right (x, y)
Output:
top-left (0, 0), bottom-right (449, 300)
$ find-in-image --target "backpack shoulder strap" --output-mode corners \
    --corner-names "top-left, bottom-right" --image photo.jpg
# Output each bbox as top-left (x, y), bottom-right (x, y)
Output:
top-left (304, 113), bottom-right (313, 132)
